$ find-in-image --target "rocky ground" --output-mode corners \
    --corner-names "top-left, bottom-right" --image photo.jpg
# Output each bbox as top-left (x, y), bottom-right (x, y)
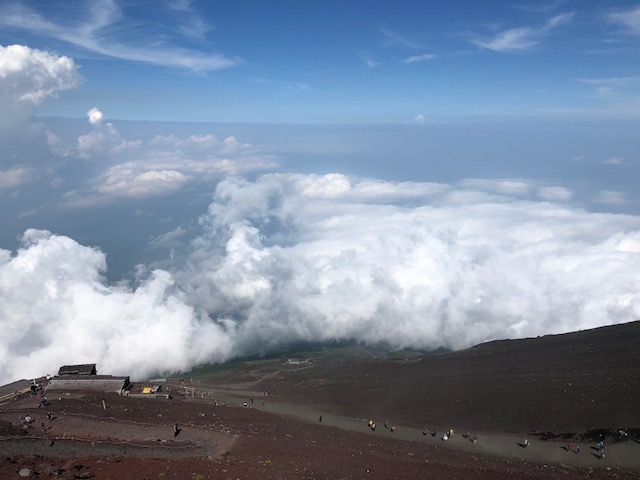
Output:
top-left (1, 322), bottom-right (639, 479)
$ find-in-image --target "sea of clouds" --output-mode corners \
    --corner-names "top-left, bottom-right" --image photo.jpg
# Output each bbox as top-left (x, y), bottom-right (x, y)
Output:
top-left (1, 45), bottom-right (639, 384)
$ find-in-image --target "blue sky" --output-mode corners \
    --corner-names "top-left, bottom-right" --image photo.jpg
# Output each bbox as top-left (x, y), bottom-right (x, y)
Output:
top-left (0, 1), bottom-right (639, 382)
top-left (1, 0), bottom-right (640, 122)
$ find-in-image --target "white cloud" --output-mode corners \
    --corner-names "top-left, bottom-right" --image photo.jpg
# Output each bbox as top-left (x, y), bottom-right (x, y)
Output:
top-left (73, 121), bottom-right (141, 160)
top-left (596, 190), bottom-right (629, 206)
top-left (537, 186), bottom-right (573, 201)
top-left (0, 2), bottom-right (241, 72)
top-left (414, 114), bottom-right (425, 124)
top-left (0, 229), bottom-right (233, 384)
top-left (402, 53), bottom-right (435, 64)
top-left (97, 167), bottom-right (188, 198)
top-left (287, 82), bottom-right (311, 91)
top-left (577, 76), bottom-right (640, 97)
top-left (178, 173), bottom-right (640, 354)
top-left (603, 156), bottom-right (626, 166)
top-left (472, 13), bottom-right (573, 52)
top-left (0, 44), bottom-right (81, 178)
top-left (608, 6), bottom-right (640, 35)
top-left (148, 227), bottom-right (188, 250)
top-left (458, 178), bottom-right (531, 197)
top-left (0, 44), bottom-right (82, 126)
top-left (473, 27), bottom-right (540, 52)
top-left (380, 27), bottom-right (424, 49)
top-left (363, 57), bottom-right (380, 68)
top-left (87, 107), bottom-right (104, 125)
top-left (62, 127), bottom-right (278, 205)
top-left (0, 167), bottom-right (33, 190)
top-left (2, 174), bottom-right (639, 384)
top-left (167, 0), bottom-right (213, 41)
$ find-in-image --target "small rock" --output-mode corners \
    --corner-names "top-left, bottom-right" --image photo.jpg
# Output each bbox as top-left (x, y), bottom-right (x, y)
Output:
top-left (19, 467), bottom-right (32, 477)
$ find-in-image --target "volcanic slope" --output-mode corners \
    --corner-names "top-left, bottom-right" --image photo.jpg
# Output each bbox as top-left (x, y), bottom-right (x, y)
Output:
top-left (225, 321), bottom-right (640, 435)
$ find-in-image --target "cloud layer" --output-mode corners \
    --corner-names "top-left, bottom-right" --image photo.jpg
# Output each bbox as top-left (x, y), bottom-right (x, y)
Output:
top-left (2, 173), bottom-right (638, 384)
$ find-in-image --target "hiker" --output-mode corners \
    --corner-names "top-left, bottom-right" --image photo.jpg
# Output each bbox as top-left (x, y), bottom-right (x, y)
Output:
top-left (319, 415), bottom-right (322, 422)
top-left (385, 421), bottom-right (389, 429)
top-left (576, 446), bottom-right (580, 454)
top-left (368, 419), bottom-right (373, 428)
top-left (371, 423), bottom-right (376, 431)
top-left (173, 423), bottom-right (180, 437)
top-left (472, 435), bottom-right (478, 444)
top-left (523, 439), bottom-right (530, 448)
top-left (442, 433), bottom-right (449, 441)
top-left (567, 442), bottom-right (573, 452)
top-left (47, 412), bottom-right (52, 422)
top-left (432, 429), bottom-right (437, 437)
top-left (391, 425), bottom-right (396, 433)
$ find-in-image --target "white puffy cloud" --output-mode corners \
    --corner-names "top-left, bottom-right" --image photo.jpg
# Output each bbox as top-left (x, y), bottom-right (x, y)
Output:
top-left (0, 44), bottom-right (81, 114)
top-left (63, 128), bottom-right (277, 205)
top-left (2, 173), bottom-right (639, 384)
top-left (0, 44), bottom-right (82, 172)
top-left (87, 107), bottom-right (104, 125)
top-left (0, 230), bottom-right (233, 384)
top-left (176, 173), bottom-right (640, 354)
top-left (414, 114), bottom-right (425, 124)
top-left (0, 167), bottom-right (33, 190)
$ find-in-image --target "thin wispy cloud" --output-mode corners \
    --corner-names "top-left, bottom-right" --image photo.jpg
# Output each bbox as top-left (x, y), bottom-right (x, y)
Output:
top-left (596, 190), bottom-right (630, 206)
top-left (0, 0), bottom-right (241, 71)
top-left (287, 82), bottom-right (311, 91)
top-left (402, 53), bottom-right (435, 64)
top-left (363, 56), bottom-right (380, 68)
top-left (608, 6), bottom-right (640, 35)
top-left (167, 0), bottom-right (213, 42)
top-left (381, 27), bottom-right (424, 49)
top-left (603, 157), bottom-right (630, 166)
top-left (472, 12), bottom-right (573, 52)
top-left (577, 76), bottom-right (640, 97)
top-left (514, 1), bottom-right (569, 14)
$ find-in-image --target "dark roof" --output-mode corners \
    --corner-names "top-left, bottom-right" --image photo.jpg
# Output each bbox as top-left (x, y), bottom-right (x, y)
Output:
top-left (57, 364), bottom-right (97, 376)
top-left (47, 375), bottom-right (130, 393)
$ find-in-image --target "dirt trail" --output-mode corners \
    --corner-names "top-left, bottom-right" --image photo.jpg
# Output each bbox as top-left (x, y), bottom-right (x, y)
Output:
top-left (197, 382), bottom-right (640, 470)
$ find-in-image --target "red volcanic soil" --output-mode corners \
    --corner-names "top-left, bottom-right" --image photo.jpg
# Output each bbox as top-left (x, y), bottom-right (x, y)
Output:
top-left (257, 321), bottom-right (640, 434)
top-left (1, 322), bottom-right (639, 479)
